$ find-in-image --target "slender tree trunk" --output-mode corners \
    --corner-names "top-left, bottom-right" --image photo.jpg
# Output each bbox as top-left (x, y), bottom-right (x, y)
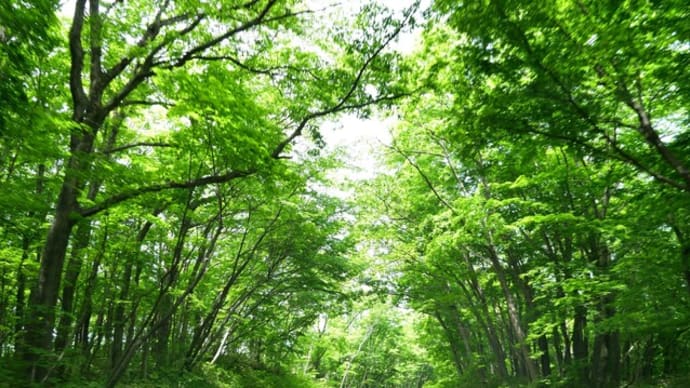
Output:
top-left (485, 241), bottom-right (538, 381)
top-left (433, 310), bottom-right (466, 378)
top-left (607, 330), bottom-right (621, 386)
top-left (154, 210), bottom-right (192, 369)
top-left (73, 221), bottom-right (108, 375)
top-left (111, 218), bottom-right (156, 369)
top-left (552, 325), bottom-right (564, 374)
top-left (13, 239), bottom-right (30, 361)
top-left (538, 334), bottom-right (551, 377)
top-left (572, 305), bottom-right (588, 384)
top-left (454, 256), bottom-right (509, 379)
top-left (640, 337), bottom-right (655, 381)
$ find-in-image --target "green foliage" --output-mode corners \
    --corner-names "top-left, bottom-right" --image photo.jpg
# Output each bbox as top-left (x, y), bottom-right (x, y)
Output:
top-left (0, 0), bottom-right (418, 386)
top-left (3, 1), bottom-right (690, 387)
top-left (349, 1), bottom-right (690, 387)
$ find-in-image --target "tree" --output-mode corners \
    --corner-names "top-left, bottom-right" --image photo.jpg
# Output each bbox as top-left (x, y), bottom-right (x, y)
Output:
top-left (0, 0), bottom-right (415, 385)
top-left (353, 1), bottom-right (690, 385)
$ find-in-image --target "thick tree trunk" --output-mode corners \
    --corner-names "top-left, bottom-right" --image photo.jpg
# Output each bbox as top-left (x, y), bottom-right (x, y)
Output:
top-left (56, 120), bottom-right (118, 362)
top-left (22, 100), bottom-right (102, 383)
top-left (54, 221), bottom-right (92, 354)
top-left (23, 181), bottom-right (78, 382)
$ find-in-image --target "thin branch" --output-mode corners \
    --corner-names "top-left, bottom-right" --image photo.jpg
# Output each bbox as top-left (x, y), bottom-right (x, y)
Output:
top-left (104, 2), bottom-right (287, 113)
top-left (188, 55), bottom-right (276, 75)
top-left (102, 0), bottom-right (173, 85)
top-left (427, 129), bottom-right (469, 195)
top-left (166, 0), bottom-right (281, 69)
top-left (271, 91), bottom-right (411, 158)
top-left (104, 142), bottom-right (176, 155)
top-left (268, 3), bottom-right (416, 159)
top-left (186, 55), bottom-right (323, 81)
top-left (120, 99), bottom-right (175, 108)
top-left (389, 142), bottom-right (457, 214)
top-left (517, 120), bottom-right (686, 191)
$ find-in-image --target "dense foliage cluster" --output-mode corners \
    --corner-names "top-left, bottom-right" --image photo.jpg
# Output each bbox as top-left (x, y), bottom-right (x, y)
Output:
top-left (1, 1), bottom-right (689, 387)
top-left (0, 0), bottom-right (411, 386)
top-left (362, 1), bottom-right (690, 387)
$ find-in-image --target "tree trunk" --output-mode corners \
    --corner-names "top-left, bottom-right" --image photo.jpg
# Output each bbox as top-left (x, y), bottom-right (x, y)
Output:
top-left (22, 108), bottom-right (102, 382)
top-left (433, 310), bottom-right (466, 379)
top-left (454, 255), bottom-right (509, 379)
top-left (538, 334), bottom-right (551, 377)
top-left (111, 219), bottom-right (156, 370)
top-left (13, 239), bottom-right (30, 361)
top-left (23, 183), bottom-right (78, 382)
top-left (56, 119), bottom-right (119, 361)
top-left (552, 325), bottom-right (564, 374)
top-left (54, 221), bottom-right (92, 354)
top-left (485, 241), bottom-right (538, 381)
top-left (572, 305), bottom-right (589, 384)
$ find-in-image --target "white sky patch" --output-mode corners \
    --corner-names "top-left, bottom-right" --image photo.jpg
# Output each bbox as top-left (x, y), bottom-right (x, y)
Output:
top-left (58, 1), bottom-right (73, 17)
top-left (323, 113), bottom-right (397, 181)
top-left (318, 0), bottom-right (425, 188)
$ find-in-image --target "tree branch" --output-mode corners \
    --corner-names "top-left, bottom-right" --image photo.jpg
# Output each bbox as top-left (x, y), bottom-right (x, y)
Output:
top-left (104, 142), bottom-right (176, 155)
top-left (166, 0), bottom-right (281, 69)
top-left (390, 142), bottom-right (457, 214)
top-left (79, 2), bottom-right (415, 220)
top-left (270, 8), bottom-right (413, 158)
top-left (88, 0), bottom-right (104, 99)
top-left (616, 84), bottom-right (690, 189)
top-left (501, 9), bottom-right (689, 192)
top-left (69, 0), bottom-right (88, 118)
top-left (80, 169), bottom-right (252, 218)
top-left (517, 120), bottom-right (687, 191)
top-left (120, 99), bottom-right (175, 108)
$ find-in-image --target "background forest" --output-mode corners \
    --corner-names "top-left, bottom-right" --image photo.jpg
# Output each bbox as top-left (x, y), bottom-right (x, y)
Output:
top-left (1, 1), bottom-right (689, 387)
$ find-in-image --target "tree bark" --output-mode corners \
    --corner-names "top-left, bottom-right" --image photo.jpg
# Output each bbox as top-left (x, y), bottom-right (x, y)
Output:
top-left (538, 334), bottom-right (551, 377)
top-left (572, 305), bottom-right (589, 384)
top-left (23, 183), bottom-right (79, 381)
top-left (54, 221), bottom-right (92, 354)
top-left (453, 256), bottom-right (509, 379)
top-left (485, 241), bottom-right (538, 381)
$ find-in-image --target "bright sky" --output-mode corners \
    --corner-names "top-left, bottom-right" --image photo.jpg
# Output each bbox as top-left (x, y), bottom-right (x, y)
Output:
top-left (318, 0), bottom-right (424, 182)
